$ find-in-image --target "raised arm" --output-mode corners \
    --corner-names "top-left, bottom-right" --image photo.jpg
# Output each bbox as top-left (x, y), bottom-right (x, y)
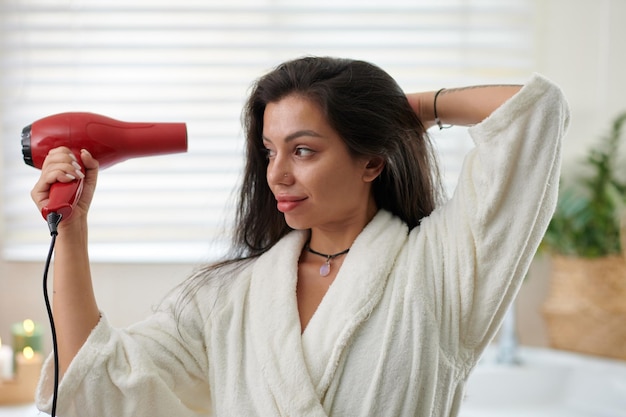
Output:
top-left (408, 75), bottom-right (569, 358)
top-left (406, 84), bottom-right (522, 129)
top-left (31, 147), bottom-right (101, 376)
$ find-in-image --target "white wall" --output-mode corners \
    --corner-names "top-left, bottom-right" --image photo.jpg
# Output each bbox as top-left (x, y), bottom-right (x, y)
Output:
top-left (2, 0), bottom-right (626, 353)
top-left (534, 0), bottom-right (626, 172)
top-left (513, 0), bottom-right (626, 346)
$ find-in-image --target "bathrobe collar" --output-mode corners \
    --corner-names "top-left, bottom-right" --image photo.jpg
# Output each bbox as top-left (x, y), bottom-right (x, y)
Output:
top-left (249, 210), bottom-right (409, 415)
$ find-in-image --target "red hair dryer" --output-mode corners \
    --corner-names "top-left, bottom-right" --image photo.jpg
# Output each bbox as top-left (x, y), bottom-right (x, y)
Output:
top-left (22, 112), bottom-right (187, 221)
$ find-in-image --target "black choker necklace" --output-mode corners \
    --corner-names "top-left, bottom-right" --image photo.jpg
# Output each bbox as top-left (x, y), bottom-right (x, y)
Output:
top-left (304, 243), bottom-right (350, 277)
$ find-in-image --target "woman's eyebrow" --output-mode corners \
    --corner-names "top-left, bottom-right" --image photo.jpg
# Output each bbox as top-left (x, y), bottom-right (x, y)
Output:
top-left (262, 130), bottom-right (323, 143)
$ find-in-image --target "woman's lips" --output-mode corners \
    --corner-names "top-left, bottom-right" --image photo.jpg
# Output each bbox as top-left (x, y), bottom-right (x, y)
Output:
top-left (276, 196), bottom-right (306, 213)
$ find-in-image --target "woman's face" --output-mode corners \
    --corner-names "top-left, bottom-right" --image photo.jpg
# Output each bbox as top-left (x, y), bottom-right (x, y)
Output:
top-left (262, 94), bottom-right (381, 232)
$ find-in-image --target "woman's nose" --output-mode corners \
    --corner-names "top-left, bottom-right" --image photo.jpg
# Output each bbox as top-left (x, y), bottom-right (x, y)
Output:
top-left (267, 154), bottom-right (292, 185)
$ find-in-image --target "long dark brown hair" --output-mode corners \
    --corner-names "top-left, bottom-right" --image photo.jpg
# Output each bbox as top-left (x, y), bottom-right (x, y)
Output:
top-left (235, 56), bottom-right (444, 256)
top-left (174, 56), bottom-right (444, 308)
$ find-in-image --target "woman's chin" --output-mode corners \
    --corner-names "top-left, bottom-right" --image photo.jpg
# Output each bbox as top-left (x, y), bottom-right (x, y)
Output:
top-left (282, 213), bottom-right (311, 231)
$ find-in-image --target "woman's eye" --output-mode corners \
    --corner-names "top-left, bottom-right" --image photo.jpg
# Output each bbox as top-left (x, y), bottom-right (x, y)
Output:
top-left (263, 148), bottom-right (276, 159)
top-left (295, 147), bottom-right (314, 157)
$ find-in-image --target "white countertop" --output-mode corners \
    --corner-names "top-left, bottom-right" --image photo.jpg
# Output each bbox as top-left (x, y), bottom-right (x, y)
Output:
top-left (0, 404), bottom-right (40, 417)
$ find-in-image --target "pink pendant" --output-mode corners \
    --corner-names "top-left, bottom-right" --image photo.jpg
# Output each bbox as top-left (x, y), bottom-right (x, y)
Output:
top-left (320, 262), bottom-right (331, 277)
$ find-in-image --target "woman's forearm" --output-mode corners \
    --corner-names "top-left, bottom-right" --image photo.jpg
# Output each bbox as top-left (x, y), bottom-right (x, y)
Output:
top-left (434, 85), bottom-right (522, 127)
top-left (53, 219), bottom-right (101, 376)
top-left (408, 84), bottom-right (522, 129)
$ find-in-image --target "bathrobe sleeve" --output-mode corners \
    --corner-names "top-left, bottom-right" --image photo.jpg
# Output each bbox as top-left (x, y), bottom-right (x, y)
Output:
top-left (418, 74), bottom-right (570, 362)
top-left (36, 289), bottom-right (212, 416)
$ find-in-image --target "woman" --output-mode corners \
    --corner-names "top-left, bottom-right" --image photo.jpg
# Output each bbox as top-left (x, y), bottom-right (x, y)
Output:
top-left (33, 57), bottom-right (569, 416)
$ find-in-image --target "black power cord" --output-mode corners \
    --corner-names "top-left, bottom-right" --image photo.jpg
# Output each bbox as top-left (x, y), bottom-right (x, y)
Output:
top-left (44, 212), bottom-right (62, 417)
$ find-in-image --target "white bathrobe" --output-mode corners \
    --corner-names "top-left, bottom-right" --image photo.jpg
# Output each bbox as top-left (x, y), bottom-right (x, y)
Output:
top-left (37, 73), bottom-right (569, 416)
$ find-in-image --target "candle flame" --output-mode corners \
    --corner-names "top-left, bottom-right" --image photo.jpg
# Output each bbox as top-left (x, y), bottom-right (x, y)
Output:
top-left (23, 319), bottom-right (35, 334)
top-left (23, 346), bottom-right (34, 360)
top-left (0, 336), bottom-right (3, 348)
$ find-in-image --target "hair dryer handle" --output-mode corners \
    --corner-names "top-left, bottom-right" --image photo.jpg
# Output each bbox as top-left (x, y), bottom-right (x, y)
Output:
top-left (42, 177), bottom-right (84, 220)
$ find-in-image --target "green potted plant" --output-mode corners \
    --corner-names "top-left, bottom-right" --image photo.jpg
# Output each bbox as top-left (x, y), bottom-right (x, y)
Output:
top-left (540, 112), bottom-right (626, 360)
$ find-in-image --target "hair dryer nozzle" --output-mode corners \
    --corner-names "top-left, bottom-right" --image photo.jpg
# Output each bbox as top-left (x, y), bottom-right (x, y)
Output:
top-left (21, 124), bottom-right (34, 167)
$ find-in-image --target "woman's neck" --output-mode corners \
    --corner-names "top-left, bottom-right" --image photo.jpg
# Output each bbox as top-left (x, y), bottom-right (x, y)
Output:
top-left (307, 200), bottom-right (378, 254)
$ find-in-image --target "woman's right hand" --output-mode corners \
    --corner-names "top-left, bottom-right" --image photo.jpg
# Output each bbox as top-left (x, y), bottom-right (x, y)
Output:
top-left (31, 146), bottom-right (100, 227)
top-left (31, 147), bottom-right (102, 376)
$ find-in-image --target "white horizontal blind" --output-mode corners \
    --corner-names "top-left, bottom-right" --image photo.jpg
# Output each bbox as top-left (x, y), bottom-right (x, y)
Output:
top-left (1, 0), bottom-right (534, 263)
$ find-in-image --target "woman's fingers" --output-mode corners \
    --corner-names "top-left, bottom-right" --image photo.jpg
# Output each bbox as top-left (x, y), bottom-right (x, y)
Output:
top-left (79, 149), bottom-right (99, 171)
top-left (31, 147), bottom-right (87, 209)
top-left (41, 147), bottom-right (85, 179)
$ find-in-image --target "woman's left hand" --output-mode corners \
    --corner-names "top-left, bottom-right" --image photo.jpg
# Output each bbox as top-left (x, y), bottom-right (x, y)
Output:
top-left (406, 92), bottom-right (437, 130)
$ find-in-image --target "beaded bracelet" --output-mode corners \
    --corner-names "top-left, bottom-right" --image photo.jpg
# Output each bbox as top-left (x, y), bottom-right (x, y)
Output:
top-left (433, 88), bottom-right (452, 130)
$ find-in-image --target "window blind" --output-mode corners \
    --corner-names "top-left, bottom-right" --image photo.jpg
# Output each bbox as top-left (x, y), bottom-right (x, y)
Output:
top-left (0, 0), bottom-right (533, 263)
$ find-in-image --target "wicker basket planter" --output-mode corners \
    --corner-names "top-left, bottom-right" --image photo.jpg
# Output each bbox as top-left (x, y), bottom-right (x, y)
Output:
top-left (543, 255), bottom-right (626, 360)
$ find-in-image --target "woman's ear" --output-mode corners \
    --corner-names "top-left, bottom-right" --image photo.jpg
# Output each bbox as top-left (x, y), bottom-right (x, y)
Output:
top-left (362, 157), bottom-right (385, 183)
